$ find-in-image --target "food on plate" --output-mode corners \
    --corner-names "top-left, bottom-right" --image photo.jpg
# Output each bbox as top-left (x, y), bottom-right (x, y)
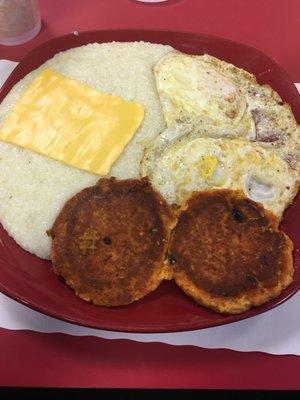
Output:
top-left (154, 51), bottom-right (299, 153)
top-left (0, 38), bottom-right (298, 315)
top-left (0, 69), bottom-right (144, 175)
top-left (50, 178), bottom-right (175, 306)
top-left (141, 125), bottom-right (299, 218)
top-left (0, 41), bottom-right (172, 259)
top-left (154, 52), bottom-right (252, 137)
top-left (169, 189), bottom-right (294, 314)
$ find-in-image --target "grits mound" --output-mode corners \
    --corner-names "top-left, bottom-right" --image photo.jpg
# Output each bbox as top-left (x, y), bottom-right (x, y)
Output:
top-left (0, 41), bottom-right (172, 258)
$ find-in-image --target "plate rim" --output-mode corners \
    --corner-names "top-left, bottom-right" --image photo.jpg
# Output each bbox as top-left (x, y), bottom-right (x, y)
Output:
top-left (0, 276), bottom-right (299, 333)
top-left (0, 28), bottom-right (299, 333)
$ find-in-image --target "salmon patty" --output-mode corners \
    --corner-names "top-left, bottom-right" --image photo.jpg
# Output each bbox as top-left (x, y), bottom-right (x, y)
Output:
top-left (169, 189), bottom-right (294, 314)
top-left (51, 177), bottom-right (175, 306)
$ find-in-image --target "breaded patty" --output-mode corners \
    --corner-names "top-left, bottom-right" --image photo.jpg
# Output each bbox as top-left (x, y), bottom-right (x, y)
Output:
top-left (169, 189), bottom-right (294, 314)
top-left (51, 178), bottom-right (175, 306)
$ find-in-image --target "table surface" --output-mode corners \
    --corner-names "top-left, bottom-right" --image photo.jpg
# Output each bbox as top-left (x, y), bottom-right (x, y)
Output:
top-left (0, 0), bottom-right (300, 389)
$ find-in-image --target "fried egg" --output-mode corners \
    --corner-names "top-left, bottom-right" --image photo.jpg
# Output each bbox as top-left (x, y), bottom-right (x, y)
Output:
top-left (154, 51), bottom-right (300, 165)
top-left (141, 126), bottom-right (299, 218)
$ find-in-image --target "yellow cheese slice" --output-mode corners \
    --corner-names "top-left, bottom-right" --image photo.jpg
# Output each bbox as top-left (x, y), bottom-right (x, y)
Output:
top-left (0, 69), bottom-right (144, 175)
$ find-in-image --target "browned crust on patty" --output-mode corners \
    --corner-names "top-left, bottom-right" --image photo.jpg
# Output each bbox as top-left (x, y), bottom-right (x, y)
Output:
top-left (51, 177), bottom-right (176, 306)
top-left (169, 189), bottom-right (294, 314)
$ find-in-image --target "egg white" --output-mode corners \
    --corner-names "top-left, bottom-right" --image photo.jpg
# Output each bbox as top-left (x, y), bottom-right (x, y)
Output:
top-left (154, 51), bottom-right (299, 165)
top-left (141, 127), bottom-right (299, 218)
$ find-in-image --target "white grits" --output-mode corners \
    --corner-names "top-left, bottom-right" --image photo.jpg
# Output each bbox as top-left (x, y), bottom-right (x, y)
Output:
top-left (0, 41), bottom-right (172, 259)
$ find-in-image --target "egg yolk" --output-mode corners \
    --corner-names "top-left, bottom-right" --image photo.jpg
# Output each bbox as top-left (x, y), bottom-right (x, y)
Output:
top-left (196, 155), bottom-right (218, 180)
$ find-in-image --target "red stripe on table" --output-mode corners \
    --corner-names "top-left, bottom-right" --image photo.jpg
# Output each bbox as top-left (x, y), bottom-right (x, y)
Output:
top-left (0, 327), bottom-right (299, 389)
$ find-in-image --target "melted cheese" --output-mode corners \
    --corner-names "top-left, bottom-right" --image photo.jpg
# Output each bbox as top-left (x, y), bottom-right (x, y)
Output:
top-left (0, 69), bottom-right (144, 175)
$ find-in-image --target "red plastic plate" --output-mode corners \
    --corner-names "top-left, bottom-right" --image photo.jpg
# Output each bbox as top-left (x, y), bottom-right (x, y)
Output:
top-left (0, 30), bottom-right (299, 333)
